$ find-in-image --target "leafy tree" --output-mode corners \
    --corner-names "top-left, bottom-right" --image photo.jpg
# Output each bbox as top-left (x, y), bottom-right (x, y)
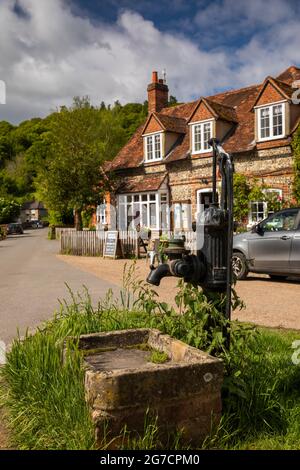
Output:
top-left (0, 197), bottom-right (20, 223)
top-left (0, 96), bottom-right (150, 222)
top-left (35, 97), bottom-right (126, 230)
top-left (0, 121), bottom-right (15, 168)
top-left (115, 102), bottom-right (148, 140)
top-left (168, 95), bottom-right (178, 107)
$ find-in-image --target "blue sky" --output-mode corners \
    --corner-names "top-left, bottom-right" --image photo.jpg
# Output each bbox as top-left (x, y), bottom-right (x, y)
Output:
top-left (0, 0), bottom-right (300, 123)
top-left (71, 0), bottom-right (278, 49)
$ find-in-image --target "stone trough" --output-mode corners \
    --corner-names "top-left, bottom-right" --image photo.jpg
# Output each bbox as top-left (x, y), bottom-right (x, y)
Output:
top-left (77, 328), bottom-right (223, 446)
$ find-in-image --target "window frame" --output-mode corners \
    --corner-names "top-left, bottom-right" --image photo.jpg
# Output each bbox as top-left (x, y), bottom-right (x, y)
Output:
top-left (248, 201), bottom-right (267, 226)
top-left (117, 191), bottom-right (169, 230)
top-left (248, 188), bottom-right (283, 226)
top-left (196, 188), bottom-right (215, 218)
top-left (256, 101), bottom-right (286, 142)
top-left (143, 132), bottom-right (163, 162)
top-left (173, 201), bottom-right (192, 231)
top-left (96, 200), bottom-right (107, 226)
top-left (190, 119), bottom-right (213, 155)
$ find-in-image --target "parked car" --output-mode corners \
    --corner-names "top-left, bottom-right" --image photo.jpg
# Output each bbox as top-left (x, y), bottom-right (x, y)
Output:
top-left (233, 208), bottom-right (300, 280)
top-left (30, 219), bottom-right (44, 228)
top-left (7, 222), bottom-right (24, 235)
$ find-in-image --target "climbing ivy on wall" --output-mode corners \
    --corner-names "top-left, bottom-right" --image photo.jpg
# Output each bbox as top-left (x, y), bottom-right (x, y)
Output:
top-left (233, 174), bottom-right (263, 223)
top-left (292, 125), bottom-right (300, 204)
top-left (233, 173), bottom-right (283, 225)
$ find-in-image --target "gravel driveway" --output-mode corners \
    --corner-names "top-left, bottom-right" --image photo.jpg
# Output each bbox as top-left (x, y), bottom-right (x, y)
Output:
top-left (59, 256), bottom-right (300, 331)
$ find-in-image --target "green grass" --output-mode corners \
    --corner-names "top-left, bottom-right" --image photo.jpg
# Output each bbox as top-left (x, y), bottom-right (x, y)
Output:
top-left (1, 277), bottom-right (300, 450)
top-left (222, 328), bottom-right (300, 450)
top-left (149, 350), bottom-right (169, 364)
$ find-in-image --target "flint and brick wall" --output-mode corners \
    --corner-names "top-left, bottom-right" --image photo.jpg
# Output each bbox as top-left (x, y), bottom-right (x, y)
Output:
top-left (108, 144), bottom-right (294, 228)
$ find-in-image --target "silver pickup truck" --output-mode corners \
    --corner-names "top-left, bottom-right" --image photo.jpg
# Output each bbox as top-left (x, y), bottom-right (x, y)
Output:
top-left (233, 208), bottom-right (300, 280)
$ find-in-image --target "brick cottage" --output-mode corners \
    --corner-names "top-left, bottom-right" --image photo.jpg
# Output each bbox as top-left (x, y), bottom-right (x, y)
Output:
top-left (101, 66), bottom-right (300, 235)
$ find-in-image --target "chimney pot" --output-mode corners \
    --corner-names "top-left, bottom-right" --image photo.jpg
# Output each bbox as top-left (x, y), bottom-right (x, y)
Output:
top-left (152, 71), bottom-right (158, 83)
top-left (147, 70), bottom-right (169, 114)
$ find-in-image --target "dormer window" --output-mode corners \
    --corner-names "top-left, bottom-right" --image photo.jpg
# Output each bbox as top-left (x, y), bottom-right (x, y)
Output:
top-left (191, 120), bottom-right (213, 154)
top-left (257, 103), bottom-right (285, 141)
top-left (144, 133), bottom-right (163, 162)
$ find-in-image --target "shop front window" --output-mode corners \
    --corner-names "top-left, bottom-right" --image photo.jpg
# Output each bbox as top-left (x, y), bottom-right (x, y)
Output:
top-left (118, 192), bottom-right (169, 230)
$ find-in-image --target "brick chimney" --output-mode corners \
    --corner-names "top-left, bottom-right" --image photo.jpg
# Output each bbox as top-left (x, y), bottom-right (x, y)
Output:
top-left (147, 71), bottom-right (169, 114)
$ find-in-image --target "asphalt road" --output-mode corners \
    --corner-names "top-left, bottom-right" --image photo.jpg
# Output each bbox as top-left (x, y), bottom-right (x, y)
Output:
top-left (0, 229), bottom-right (117, 344)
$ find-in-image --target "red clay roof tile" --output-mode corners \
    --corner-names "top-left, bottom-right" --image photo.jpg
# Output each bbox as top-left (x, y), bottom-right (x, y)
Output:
top-left (110, 65), bottom-right (300, 170)
top-left (117, 173), bottom-right (167, 193)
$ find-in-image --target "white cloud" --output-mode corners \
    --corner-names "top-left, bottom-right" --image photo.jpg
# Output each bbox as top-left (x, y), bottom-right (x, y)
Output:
top-left (195, 0), bottom-right (295, 32)
top-left (0, 0), bottom-right (299, 123)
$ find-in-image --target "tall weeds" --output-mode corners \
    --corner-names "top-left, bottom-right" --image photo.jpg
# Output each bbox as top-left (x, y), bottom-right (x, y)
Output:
top-left (1, 263), bottom-right (300, 449)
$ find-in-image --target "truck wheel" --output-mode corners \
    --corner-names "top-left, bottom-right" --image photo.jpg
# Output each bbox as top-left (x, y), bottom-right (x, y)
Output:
top-left (232, 252), bottom-right (249, 280)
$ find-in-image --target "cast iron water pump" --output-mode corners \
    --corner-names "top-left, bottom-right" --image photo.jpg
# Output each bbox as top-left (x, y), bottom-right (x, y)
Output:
top-left (146, 138), bottom-right (234, 320)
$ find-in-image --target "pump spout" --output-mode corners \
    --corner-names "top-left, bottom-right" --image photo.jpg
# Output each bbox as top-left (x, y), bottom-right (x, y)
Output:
top-left (146, 263), bottom-right (171, 286)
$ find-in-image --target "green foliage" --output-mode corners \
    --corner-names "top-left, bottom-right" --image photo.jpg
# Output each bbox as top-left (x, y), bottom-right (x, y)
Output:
top-left (2, 272), bottom-right (300, 450)
top-left (0, 98), bottom-right (148, 219)
top-left (0, 121), bottom-right (15, 168)
top-left (113, 102), bottom-right (147, 141)
top-left (0, 225), bottom-right (6, 239)
top-left (233, 174), bottom-right (263, 223)
top-left (168, 95), bottom-right (179, 107)
top-left (35, 98), bottom-right (123, 219)
top-left (149, 350), bottom-right (169, 364)
top-left (292, 125), bottom-right (300, 203)
top-left (81, 207), bottom-right (95, 228)
top-left (1, 329), bottom-right (95, 449)
top-left (0, 117), bottom-right (52, 200)
top-left (0, 197), bottom-right (20, 223)
top-left (233, 173), bottom-right (285, 225)
top-left (46, 208), bottom-right (74, 227)
top-left (263, 190), bottom-right (282, 214)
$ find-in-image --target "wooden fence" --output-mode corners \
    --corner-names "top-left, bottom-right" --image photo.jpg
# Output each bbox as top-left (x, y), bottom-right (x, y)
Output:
top-left (60, 230), bottom-right (139, 257)
top-left (55, 227), bottom-right (76, 240)
top-left (60, 229), bottom-right (198, 257)
top-left (119, 230), bottom-right (139, 257)
top-left (60, 230), bottom-right (105, 256)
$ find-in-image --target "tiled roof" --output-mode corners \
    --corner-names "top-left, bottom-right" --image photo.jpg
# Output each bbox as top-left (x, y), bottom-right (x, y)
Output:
top-left (110, 65), bottom-right (300, 170)
top-left (205, 98), bottom-right (238, 123)
top-left (21, 200), bottom-right (45, 210)
top-left (252, 76), bottom-right (295, 108)
top-left (109, 123), bottom-right (144, 170)
top-left (188, 98), bottom-right (238, 123)
top-left (117, 173), bottom-right (167, 193)
top-left (153, 113), bottom-right (187, 133)
top-left (272, 77), bottom-right (295, 99)
top-left (276, 65), bottom-right (300, 85)
top-left (141, 112), bottom-right (187, 135)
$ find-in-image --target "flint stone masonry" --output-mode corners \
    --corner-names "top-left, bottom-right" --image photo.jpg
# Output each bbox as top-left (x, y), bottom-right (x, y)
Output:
top-left (79, 328), bottom-right (223, 446)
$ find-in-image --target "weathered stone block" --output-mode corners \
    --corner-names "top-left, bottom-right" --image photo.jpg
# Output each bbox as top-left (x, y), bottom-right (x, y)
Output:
top-left (78, 328), bottom-right (223, 447)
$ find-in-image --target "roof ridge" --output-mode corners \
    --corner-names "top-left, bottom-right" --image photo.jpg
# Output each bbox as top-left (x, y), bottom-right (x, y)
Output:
top-left (207, 82), bottom-right (261, 100)
top-left (160, 100), bottom-right (198, 113)
top-left (272, 76), bottom-right (293, 88)
top-left (205, 97), bottom-right (236, 109)
top-left (156, 112), bottom-right (187, 121)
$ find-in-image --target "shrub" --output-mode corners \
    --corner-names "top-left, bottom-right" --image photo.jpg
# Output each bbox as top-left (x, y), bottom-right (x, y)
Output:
top-left (0, 197), bottom-right (20, 224)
